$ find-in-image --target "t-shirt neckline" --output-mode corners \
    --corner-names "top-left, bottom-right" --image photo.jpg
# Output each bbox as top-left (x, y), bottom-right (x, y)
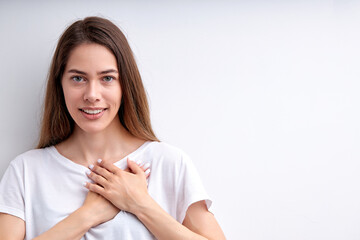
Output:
top-left (47, 141), bottom-right (152, 171)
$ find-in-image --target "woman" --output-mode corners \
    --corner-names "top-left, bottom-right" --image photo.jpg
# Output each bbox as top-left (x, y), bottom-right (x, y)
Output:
top-left (0, 16), bottom-right (225, 239)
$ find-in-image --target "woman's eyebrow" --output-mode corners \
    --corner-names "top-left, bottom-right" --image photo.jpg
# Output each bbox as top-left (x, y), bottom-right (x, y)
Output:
top-left (68, 69), bottom-right (86, 75)
top-left (67, 69), bottom-right (118, 75)
top-left (98, 69), bottom-right (118, 75)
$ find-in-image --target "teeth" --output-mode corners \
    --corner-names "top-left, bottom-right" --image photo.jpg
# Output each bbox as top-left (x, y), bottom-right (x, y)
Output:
top-left (82, 109), bottom-right (104, 114)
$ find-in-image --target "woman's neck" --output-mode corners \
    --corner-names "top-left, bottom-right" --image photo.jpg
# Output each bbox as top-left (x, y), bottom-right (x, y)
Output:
top-left (56, 120), bottom-right (146, 167)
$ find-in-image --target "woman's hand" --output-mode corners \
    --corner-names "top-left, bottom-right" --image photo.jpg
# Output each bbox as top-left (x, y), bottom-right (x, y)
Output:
top-left (81, 186), bottom-right (120, 227)
top-left (84, 158), bottom-right (151, 214)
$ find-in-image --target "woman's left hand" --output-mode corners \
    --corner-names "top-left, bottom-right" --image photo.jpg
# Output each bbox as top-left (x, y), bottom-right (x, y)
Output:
top-left (84, 158), bottom-right (151, 214)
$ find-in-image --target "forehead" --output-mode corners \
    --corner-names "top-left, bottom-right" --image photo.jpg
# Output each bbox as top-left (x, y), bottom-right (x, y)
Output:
top-left (65, 43), bottom-right (118, 71)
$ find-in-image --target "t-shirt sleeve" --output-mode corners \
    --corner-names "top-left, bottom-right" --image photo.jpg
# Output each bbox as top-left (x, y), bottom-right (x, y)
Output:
top-left (0, 160), bottom-right (25, 220)
top-left (175, 152), bottom-right (212, 223)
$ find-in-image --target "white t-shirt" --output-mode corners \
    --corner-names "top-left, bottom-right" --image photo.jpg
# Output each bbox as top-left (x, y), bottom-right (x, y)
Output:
top-left (0, 141), bottom-right (211, 239)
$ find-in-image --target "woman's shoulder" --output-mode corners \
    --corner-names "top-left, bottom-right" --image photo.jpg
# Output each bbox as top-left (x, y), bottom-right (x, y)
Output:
top-left (145, 141), bottom-right (192, 166)
top-left (147, 141), bottom-right (188, 157)
top-left (9, 147), bottom-right (52, 167)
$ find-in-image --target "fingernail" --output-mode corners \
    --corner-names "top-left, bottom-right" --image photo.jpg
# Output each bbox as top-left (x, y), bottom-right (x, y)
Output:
top-left (145, 169), bottom-right (150, 175)
top-left (89, 164), bottom-right (94, 170)
top-left (86, 170), bottom-right (91, 175)
top-left (97, 159), bottom-right (102, 164)
top-left (136, 160), bottom-right (142, 165)
top-left (143, 163), bottom-right (150, 169)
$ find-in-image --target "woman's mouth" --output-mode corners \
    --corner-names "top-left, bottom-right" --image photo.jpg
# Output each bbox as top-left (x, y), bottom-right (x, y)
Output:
top-left (79, 108), bottom-right (107, 120)
top-left (80, 109), bottom-right (105, 114)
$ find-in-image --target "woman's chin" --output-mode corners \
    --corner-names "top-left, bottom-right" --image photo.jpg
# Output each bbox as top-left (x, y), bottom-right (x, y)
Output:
top-left (72, 115), bottom-right (121, 135)
top-left (75, 124), bottom-right (109, 135)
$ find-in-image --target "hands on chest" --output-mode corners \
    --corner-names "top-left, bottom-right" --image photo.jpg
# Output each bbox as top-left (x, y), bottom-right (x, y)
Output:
top-left (82, 158), bottom-right (151, 226)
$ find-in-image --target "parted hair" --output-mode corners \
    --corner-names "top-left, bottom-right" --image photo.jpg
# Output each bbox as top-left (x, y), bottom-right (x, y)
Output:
top-left (37, 16), bottom-right (159, 148)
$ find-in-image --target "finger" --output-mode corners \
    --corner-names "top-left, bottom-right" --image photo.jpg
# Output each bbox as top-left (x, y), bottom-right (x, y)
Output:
top-left (140, 162), bottom-right (151, 179)
top-left (131, 159), bottom-right (150, 172)
top-left (141, 162), bottom-right (151, 171)
top-left (90, 164), bottom-right (112, 180)
top-left (97, 159), bottom-right (121, 175)
top-left (129, 159), bottom-right (151, 179)
top-left (84, 182), bottom-right (105, 195)
top-left (145, 168), bottom-right (151, 179)
top-left (127, 158), bottom-right (144, 175)
top-left (138, 161), bottom-right (145, 168)
top-left (86, 170), bottom-right (109, 188)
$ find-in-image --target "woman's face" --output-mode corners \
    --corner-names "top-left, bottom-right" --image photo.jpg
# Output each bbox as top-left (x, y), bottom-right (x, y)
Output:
top-left (61, 43), bottom-right (121, 134)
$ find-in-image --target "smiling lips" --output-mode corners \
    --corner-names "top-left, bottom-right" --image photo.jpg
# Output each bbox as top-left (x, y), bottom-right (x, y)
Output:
top-left (80, 108), bottom-right (107, 120)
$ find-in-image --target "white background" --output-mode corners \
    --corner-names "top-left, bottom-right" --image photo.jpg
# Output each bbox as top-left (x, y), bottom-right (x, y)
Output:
top-left (1, 0), bottom-right (360, 239)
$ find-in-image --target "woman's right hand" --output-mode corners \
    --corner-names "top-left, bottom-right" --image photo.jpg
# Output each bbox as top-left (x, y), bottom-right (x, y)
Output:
top-left (81, 190), bottom-right (120, 227)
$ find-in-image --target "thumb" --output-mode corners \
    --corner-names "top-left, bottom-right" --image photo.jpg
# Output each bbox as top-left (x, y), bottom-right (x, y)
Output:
top-left (127, 158), bottom-right (143, 175)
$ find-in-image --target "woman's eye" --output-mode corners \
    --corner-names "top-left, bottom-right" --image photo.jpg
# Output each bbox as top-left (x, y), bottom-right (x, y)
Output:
top-left (103, 76), bottom-right (114, 82)
top-left (72, 76), bottom-right (84, 82)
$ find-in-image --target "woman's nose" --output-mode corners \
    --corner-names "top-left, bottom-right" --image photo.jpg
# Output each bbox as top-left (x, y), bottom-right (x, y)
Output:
top-left (83, 81), bottom-right (101, 103)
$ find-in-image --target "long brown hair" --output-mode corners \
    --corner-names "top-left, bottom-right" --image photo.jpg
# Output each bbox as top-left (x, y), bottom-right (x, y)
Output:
top-left (37, 16), bottom-right (159, 148)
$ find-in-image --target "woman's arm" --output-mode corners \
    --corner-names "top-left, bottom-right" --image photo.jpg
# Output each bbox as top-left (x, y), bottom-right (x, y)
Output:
top-left (28, 190), bottom-right (122, 240)
top-left (182, 201), bottom-right (226, 240)
top-left (135, 198), bottom-right (226, 240)
top-left (0, 213), bottom-right (25, 240)
top-left (85, 159), bottom-right (226, 240)
top-left (0, 188), bottom-right (119, 240)
top-left (32, 206), bottom-right (94, 240)
top-left (33, 190), bottom-right (119, 240)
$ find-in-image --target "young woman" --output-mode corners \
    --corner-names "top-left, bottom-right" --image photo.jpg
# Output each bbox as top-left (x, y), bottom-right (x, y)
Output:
top-left (0, 16), bottom-right (225, 240)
